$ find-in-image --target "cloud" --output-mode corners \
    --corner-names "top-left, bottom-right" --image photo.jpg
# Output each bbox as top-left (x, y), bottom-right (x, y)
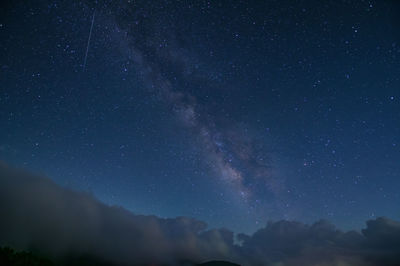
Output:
top-left (238, 219), bottom-right (400, 266)
top-left (0, 163), bottom-right (234, 265)
top-left (1, 163), bottom-right (400, 266)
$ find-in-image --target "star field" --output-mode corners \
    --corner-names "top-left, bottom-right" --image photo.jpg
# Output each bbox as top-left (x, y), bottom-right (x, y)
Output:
top-left (0, 0), bottom-right (399, 234)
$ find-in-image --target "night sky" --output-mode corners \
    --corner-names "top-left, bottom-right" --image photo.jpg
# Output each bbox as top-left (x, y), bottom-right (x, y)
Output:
top-left (1, 0), bottom-right (400, 236)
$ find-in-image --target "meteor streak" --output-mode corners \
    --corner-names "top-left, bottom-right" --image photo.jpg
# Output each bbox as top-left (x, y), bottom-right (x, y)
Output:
top-left (83, 9), bottom-right (95, 71)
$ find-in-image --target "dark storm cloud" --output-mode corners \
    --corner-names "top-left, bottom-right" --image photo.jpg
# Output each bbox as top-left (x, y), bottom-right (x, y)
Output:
top-left (1, 163), bottom-right (400, 266)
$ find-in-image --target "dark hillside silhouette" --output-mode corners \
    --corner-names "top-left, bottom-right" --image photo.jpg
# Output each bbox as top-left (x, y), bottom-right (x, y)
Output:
top-left (0, 246), bottom-right (241, 266)
top-left (198, 261), bottom-right (240, 266)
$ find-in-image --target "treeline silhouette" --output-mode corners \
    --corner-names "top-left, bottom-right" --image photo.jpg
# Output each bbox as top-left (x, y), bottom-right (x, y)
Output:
top-left (0, 246), bottom-right (54, 266)
top-left (0, 247), bottom-right (116, 266)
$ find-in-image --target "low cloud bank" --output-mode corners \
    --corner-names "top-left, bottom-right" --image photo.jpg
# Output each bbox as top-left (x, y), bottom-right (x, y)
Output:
top-left (0, 163), bottom-right (399, 265)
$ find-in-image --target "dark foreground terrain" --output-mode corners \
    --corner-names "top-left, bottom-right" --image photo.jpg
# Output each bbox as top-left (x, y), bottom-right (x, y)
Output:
top-left (198, 262), bottom-right (239, 266)
top-left (0, 247), bottom-right (240, 266)
top-left (0, 247), bottom-right (54, 266)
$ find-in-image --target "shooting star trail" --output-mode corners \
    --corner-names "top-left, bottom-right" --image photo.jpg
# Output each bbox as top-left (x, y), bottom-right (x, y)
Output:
top-left (83, 9), bottom-right (96, 71)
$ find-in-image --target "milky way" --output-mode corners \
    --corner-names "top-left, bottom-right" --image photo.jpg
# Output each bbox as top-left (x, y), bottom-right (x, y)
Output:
top-left (103, 1), bottom-right (285, 207)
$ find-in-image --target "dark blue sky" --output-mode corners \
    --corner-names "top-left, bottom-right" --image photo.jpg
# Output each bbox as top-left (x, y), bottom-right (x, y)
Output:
top-left (1, 0), bottom-right (399, 234)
